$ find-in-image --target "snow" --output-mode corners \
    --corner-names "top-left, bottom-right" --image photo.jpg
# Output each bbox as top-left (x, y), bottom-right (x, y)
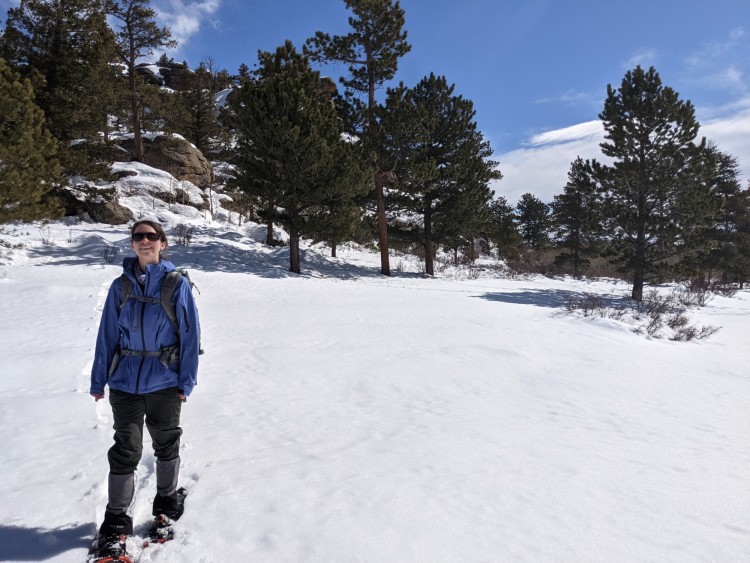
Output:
top-left (0, 178), bottom-right (749, 561)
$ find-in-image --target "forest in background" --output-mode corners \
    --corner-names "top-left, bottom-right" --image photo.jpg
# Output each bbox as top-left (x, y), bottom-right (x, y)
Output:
top-left (1, 0), bottom-right (749, 297)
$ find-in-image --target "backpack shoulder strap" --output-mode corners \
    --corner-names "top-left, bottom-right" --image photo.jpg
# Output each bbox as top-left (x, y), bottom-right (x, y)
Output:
top-left (160, 270), bottom-right (182, 331)
top-left (120, 274), bottom-right (133, 309)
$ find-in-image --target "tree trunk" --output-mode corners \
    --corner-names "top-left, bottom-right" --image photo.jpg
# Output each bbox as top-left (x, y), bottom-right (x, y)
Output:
top-left (289, 233), bottom-right (301, 274)
top-left (424, 205), bottom-right (434, 276)
top-left (375, 171), bottom-right (390, 276)
top-left (331, 244), bottom-right (337, 258)
top-left (266, 218), bottom-right (274, 245)
top-left (128, 47), bottom-right (144, 162)
top-left (631, 216), bottom-right (647, 301)
top-left (369, 62), bottom-right (390, 277)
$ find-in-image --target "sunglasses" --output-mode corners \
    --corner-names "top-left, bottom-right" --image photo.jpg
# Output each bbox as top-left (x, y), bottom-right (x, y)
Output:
top-left (132, 232), bottom-right (161, 242)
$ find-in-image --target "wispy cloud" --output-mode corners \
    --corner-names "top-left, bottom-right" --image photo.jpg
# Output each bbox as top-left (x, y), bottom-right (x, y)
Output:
top-left (534, 89), bottom-right (594, 107)
top-left (493, 105), bottom-right (750, 205)
top-left (494, 123), bottom-right (605, 204)
top-left (527, 120), bottom-right (603, 147)
top-left (699, 96), bottom-right (750, 160)
top-left (624, 48), bottom-right (658, 70)
top-left (154, 0), bottom-right (222, 50)
top-left (684, 28), bottom-right (749, 94)
top-left (686, 27), bottom-right (745, 67)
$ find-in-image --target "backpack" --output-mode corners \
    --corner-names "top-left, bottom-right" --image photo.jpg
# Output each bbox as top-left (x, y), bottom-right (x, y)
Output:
top-left (119, 268), bottom-right (204, 357)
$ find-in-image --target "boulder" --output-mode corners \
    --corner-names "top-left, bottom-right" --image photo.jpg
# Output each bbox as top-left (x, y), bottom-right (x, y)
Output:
top-left (118, 135), bottom-right (213, 188)
top-left (59, 186), bottom-right (134, 224)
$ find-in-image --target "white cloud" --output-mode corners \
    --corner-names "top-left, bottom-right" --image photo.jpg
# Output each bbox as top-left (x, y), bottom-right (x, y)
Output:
top-left (493, 105), bottom-right (750, 205)
top-left (686, 28), bottom-right (745, 67)
top-left (624, 48), bottom-right (658, 69)
top-left (534, 90), bottom-right (593, 106)
top-left (494, 132), bottom-right (604, 205)
top-left (154, 0), bottom-right (221, 50)
top-left (684, 28), bottom-right (749, 93)
top-left (700, 104), bottom-right (750, 164)
top-left (527, 120), bottom-right (603, 146)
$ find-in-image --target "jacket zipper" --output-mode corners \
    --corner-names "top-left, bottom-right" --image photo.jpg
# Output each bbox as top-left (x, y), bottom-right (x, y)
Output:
top-left (134, 271), bottom-right (148, 394)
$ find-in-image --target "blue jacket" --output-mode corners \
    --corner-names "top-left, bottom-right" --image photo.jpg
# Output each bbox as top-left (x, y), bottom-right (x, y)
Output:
top-left (90, 257), bottom-right (201, 396)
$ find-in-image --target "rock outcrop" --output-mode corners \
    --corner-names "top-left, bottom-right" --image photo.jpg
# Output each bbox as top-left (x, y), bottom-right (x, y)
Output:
top-left (117, 135), bottom-right (213, 188)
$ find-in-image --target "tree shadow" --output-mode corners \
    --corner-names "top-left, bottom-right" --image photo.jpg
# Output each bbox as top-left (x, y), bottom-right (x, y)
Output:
top-left (25, 224), bottom-right (390, 279)
top-left (476, 288), bottom-right (628, 309)
top-left (0, 523), bottom-right (92, 560)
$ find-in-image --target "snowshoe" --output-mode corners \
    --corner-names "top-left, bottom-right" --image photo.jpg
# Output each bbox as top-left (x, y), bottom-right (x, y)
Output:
top-left (147, 513), bottom-right (175, 545)
top-left (87, 533), bottom-right (133, 563)
top-left (144, 487), bottom-right (188, 547)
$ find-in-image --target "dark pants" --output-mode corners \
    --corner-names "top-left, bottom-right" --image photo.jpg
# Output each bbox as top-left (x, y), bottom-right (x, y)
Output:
top-left (108, 387), bottom-right (183, 473)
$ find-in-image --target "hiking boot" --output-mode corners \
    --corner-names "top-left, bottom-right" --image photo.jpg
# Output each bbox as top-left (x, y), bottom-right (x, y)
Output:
top-left (98, 510), bottom-right (133, 537)
top-left (152, 487), bottom-right (187, 520)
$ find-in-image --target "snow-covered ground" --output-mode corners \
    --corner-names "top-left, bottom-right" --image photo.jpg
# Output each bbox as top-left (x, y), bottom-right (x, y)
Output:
top-left (1, 196), bottom-right (749, 561)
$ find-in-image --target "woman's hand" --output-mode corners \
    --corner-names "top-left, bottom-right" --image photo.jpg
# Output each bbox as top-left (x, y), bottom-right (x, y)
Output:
top-left (91, 393), bottom-right (105, 401)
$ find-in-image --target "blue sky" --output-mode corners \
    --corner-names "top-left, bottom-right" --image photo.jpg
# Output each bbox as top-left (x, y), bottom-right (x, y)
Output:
top-left (2, 0), bottom-right (749, 203)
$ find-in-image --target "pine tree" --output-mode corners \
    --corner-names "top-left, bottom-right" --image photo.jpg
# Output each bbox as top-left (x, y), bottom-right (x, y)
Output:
top-left (1, 0), bottom-right (118, 176)
top-left (107, 0), bottom-right (176, 162)
top-left (305, 0), bottom-right (411, 276)
top-left (730, 184), bottom-right (750, 288)
top-left (180, 60), bottom-right (225, 157)
top-left (227, 41), bottom-right (370, 273)
top-left (516, 193), bottom-right (550, 250)
top-left (696, 147), bottom-right (750, 287)
top-left (551, 157), bottom-right (602, 278)
top-left (596, 66), bottom-right (714, 301)
top-left (486, 196), bottom-right (522, 259)
top-left (0, 57), bottom-right (62, 221)
top-left (382, 73), bottom-right (499, 275)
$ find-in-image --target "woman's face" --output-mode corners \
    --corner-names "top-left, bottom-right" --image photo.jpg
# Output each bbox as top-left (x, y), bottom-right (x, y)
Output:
top-left (131, 225), bottom-right (167, 266)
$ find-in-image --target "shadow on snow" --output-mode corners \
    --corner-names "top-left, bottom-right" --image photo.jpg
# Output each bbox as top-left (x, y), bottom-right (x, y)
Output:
top-left (0, 523), bottom-right (92, 560)
top-left (26, 224), bottom-right (390, 279)
top-left (476, 288), bottom-right (630, 309)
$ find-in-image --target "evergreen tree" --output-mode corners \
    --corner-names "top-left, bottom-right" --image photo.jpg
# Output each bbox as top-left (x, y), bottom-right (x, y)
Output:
top-left (180, 60), bottom-right (225, 157)
top-left (0, 57), bottom-right (62, 221)
top-left (107, 0), bottom-right (176, 162)
top-left (307, 198), bottom-right (369, 258)
top-left (227, 41), bottom-right (370, 273)
top-left (551, 157), bottom-right (602, 278)
top-left (516, 193), bottom-right (550, 250)
top-left (382, 73), bottom-right (499, 275)
top-left (486, 196), bottom-right (522, 259)
top-left (1, 0), bottom-right (117, 176)
top-left (696, 147), bottom-right (750, 286)
top-left (596, 66), bottom-right (715, 301)
top-left (305, 0), bottom-right (411, 276)
top-left (730, 184), bottom-right (750, 288)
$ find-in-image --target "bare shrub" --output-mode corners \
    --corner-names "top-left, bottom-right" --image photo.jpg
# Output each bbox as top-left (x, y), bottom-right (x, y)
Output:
top-left (173, 224), bottom-right (194, 246)
top-left (564, 294), bottom-right (605, 317)
top-left (666, 310), bottom-right (691, 331)
top-left (711, 282), bottom-right (738, 298)
top-left (0, 239), bottom-right (25, 250)
top-left (671, 323), bottom-right (720, 342)
top-left (101, 244), bottom-right (119, 264)
top-left (637, 290), bottom-right (672, 318)
top-left (672, 282), bottom-right (713, 307)
top-left (564, 288), bottom-right (720, 342)
top-left (39, 226), bottom-right (55, 245)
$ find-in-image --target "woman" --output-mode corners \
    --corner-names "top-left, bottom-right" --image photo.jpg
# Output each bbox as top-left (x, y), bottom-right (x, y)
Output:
top-left (90, 218), bottom-right (200, 556)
